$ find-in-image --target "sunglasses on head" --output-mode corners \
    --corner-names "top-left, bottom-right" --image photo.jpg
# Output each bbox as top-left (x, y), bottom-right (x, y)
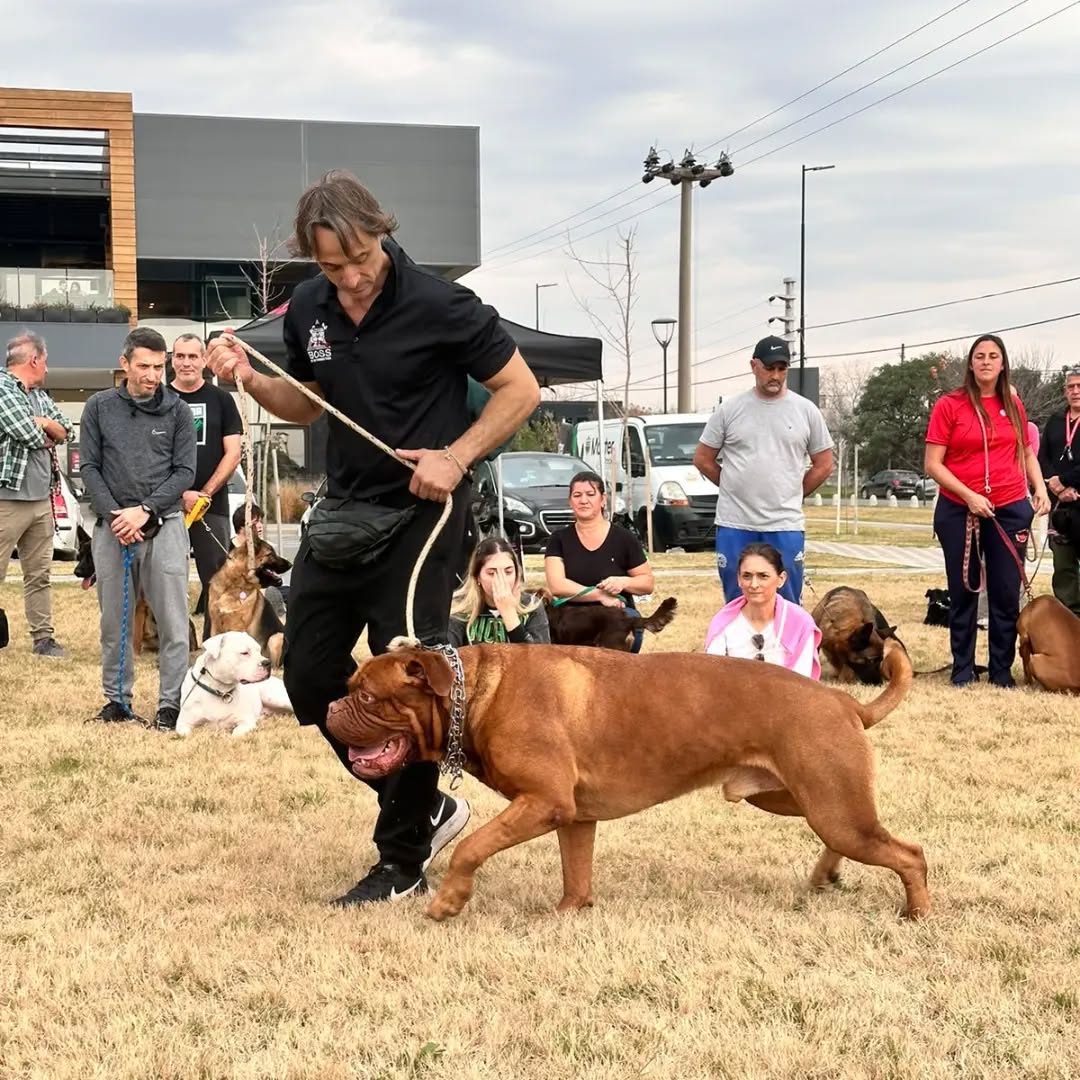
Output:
top-left (751, 632), bottom-right (766, 661)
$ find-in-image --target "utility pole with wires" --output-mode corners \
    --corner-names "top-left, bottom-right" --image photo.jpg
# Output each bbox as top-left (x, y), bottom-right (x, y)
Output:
top-left (768, 277), bottom-right (797, 357)
top-left (642, 146), bottom-right (734, 412)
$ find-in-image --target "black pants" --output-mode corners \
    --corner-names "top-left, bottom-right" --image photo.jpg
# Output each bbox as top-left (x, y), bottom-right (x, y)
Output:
top-left (190, 512), bottom-right (230, 640)
top-left (934, 496), bottom-right (1033, 686)
top-left (284, 487), bottom-right (471, 870)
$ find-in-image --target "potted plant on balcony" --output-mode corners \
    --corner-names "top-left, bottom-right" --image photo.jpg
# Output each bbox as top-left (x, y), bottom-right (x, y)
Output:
top-left (0, 299), bottom-right (16, 322)
top-left (95, 304), bottom-right (131, 324)
top-left (39, 302), bottom-right (72, 323)
top-left (70, 304), bottom-right (97, 323)
top-left (17, 302), bottom-right (43, 322)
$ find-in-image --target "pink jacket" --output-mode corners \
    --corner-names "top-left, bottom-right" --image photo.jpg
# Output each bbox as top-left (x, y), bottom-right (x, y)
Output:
top-left (704, 595), bottom-right (822, 680)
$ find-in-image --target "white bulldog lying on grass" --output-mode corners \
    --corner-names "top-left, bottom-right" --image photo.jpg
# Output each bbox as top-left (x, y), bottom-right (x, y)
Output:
top-left (177, 632), bottom-right (292, 737)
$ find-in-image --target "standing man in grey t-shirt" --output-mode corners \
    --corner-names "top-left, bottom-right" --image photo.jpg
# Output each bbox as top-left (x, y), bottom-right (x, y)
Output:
top-left (692, 336), bottom-right (833, 603)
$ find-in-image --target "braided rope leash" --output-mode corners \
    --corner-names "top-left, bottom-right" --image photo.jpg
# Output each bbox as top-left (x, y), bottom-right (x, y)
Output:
top-left (222, 334), bottom-right (455, 642)
top-left (234, 374), bottom-right (257, 577)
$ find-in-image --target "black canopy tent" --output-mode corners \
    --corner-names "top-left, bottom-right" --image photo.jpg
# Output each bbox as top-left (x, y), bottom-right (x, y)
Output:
top-left (223, 310), bottom-right (608, 495)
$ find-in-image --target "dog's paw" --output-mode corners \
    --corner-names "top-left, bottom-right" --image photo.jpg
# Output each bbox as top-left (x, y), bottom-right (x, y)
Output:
top-left (387, 635), bottom-right (422, 652)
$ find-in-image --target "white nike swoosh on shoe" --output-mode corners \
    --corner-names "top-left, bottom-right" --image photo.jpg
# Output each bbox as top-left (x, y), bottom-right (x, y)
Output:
top-left (389, 879), bottom-right (423, 901)
top-left (429, 796), bottom-right (445, 828)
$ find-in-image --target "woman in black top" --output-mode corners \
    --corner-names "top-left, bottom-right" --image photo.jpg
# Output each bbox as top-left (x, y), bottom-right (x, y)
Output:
top-left (544, 471), bottom-right (655, 651)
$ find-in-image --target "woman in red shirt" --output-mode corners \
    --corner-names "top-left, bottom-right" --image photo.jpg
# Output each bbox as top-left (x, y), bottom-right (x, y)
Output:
top-left (925, 334), bottom-right (1050, 687)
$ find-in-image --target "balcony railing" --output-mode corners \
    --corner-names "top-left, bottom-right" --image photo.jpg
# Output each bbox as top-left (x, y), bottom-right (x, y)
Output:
top-left (0, 267), bottom-right (114, 310)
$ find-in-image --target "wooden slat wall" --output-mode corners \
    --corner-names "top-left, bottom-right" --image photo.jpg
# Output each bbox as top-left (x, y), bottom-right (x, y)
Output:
top-left (0, 88), bottom-right (136, 321)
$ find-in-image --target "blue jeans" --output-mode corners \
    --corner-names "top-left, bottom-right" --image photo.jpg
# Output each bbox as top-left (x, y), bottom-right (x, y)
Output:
top-left (715, 526), bottom-right (805, 604)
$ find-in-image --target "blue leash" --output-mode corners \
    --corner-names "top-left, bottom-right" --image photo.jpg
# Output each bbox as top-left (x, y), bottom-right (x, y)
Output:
top-left (117, 543), bottom-right (137, 720)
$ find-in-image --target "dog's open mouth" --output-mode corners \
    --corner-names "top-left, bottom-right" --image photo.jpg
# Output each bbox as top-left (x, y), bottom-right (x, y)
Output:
top-left (346, 735), bottom-right (412, 778)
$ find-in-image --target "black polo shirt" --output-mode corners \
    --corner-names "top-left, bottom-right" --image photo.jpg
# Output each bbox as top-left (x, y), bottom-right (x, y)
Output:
top-left (284, 238), bottom-right (516, 500)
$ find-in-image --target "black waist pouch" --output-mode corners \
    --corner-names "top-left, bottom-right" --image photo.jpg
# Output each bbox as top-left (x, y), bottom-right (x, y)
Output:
top-left (305, 498), bottom-right (417, 571)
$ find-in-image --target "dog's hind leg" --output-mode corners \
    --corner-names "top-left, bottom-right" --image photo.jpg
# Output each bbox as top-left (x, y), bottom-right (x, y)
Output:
top-left (810, 848), bottom-right (845, 888)
top-left (1018, 635), bottom-right (1035, 686)
top-left (556, 821), bottom-right (597, 912)
top-left (427, 792), bottom-right (575, 921)
top-left (267, 632), bottom-right (284, 669)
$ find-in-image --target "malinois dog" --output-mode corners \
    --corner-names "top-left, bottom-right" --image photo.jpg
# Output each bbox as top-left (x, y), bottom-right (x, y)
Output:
top-left (207, 539), bottom-right (292, 667)
top-left (812, 586), bottom-right (905, 685)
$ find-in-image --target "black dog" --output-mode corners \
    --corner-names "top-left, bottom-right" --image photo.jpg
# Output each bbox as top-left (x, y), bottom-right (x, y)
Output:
top-left (0, 607), bottom-right (8, 649)
top-left (924, 588), bottom-right (950, 627)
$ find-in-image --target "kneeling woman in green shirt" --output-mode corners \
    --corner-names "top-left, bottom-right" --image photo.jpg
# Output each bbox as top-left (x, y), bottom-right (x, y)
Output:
top-left (448, 538), bottom-right (550, 646)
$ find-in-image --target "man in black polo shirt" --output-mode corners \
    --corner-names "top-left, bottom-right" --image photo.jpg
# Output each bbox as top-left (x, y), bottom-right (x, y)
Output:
top-left (208, 170), bottom-right (539, 906)
top-left (171, 333), bottom-right (243, 639)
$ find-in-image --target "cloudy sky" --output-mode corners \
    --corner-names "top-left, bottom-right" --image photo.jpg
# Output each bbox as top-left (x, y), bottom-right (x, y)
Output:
top-left (6, 0), bottom-right (1080, 408)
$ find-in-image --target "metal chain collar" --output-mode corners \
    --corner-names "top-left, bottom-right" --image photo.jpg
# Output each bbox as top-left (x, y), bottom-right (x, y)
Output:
top-left (422, 643), bottom-right (467, 790)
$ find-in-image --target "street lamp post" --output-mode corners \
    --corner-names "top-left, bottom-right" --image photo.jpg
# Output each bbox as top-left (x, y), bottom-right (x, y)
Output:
top-left (535, 282), bottom-right (557, 329)
top-left (799, 163), bottom-right (835, 373)
top-left (651, 317), bottom-right (676, 413)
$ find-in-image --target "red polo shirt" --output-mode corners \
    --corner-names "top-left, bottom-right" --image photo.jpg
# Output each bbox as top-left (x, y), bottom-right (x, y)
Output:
top-left (926, 390), bottom-right (1030, 506)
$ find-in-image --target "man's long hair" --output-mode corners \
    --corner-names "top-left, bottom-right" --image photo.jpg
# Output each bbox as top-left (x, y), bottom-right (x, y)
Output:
top-left (956, 334), bottom-right (1026, 470)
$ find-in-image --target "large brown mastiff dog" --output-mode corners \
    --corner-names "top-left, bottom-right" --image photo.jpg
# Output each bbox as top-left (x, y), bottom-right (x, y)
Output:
top-left (326, 639), bottom-right (928, 921)
top-left (1017, 594), bottom-right (1080, 692)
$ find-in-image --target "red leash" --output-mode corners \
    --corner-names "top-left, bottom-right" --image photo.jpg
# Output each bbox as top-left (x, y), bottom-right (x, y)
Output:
top-left (962, 511), bottom-right (1033, 601)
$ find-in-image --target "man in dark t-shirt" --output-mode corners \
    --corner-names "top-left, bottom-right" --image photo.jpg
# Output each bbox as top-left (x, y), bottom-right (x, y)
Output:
top-left (171, 334), bottom-right (243, 637)
top-left (207, 170), bottom-right (540, 908)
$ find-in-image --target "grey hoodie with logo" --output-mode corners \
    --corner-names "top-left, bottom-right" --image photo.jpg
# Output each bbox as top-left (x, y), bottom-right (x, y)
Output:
top-left (80, 383), bottom-right (196, 519)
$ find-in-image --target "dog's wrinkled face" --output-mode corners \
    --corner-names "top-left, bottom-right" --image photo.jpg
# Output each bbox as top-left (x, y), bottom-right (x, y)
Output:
top-left (326, 649), bottom-right (453, 779)
top-left (201, 631), bottom-right (272, 685)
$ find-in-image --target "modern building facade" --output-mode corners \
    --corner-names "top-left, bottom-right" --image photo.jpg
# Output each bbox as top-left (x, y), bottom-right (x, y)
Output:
top-left (1, 85), bottom-right (481, 396)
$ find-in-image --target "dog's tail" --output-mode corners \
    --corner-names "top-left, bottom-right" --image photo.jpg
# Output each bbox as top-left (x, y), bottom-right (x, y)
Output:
top-left (628, 597), bottom-right (678, 634)
top-left (856, 637), bottom-right (913, 730)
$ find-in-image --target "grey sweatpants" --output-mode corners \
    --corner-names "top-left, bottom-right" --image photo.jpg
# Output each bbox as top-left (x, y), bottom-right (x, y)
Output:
top-left (93, 515), bottom-right (190, 710)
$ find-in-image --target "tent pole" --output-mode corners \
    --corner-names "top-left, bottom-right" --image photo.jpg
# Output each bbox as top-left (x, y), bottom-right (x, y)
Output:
top-left (497, 452), bottom-right (505, 539)
top-left (595, 380), bottom-right (607, 501)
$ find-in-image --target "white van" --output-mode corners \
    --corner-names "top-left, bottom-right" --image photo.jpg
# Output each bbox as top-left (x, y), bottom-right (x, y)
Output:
top-left (571, 413), bottom-right (715, 552)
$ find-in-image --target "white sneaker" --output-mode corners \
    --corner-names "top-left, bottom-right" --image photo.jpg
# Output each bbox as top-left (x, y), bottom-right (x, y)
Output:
top-left (423, 795), bottom-right (471, 871)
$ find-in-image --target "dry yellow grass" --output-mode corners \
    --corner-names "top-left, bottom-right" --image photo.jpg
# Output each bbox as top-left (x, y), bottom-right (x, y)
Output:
top-left (1, 573), bottom-right (1078, 1080)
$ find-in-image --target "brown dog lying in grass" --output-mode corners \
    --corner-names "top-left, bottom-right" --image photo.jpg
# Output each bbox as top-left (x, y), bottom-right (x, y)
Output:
top-left (1017, 595), bottom-right (1080, 692)
top-left (812, 586), bottom-right (906, 685)
top-left (326, 638), bottom-right (926, 921)
top-left (544, 594), bottom-right (678, 650)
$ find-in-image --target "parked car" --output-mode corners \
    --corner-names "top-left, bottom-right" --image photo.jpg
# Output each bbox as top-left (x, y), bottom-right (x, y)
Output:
top-left (52, 472), bottom-right (82, 559)
top-left (860, 470), bottom-right (920, 500)
top-left (914, 475), bottom-right (938, 500)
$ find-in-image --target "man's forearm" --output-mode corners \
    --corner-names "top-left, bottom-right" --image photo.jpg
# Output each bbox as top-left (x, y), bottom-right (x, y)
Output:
top-left (803, 464), bottom-right (831, 495)
top-left (451, 381), bottom-right (538, 467)
top-left (243, 371), bottom-right (324, 425)
top-left (202, 446), bottom-right (243, 497)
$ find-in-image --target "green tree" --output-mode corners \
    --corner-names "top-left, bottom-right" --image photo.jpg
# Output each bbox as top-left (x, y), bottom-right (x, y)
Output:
top-left (509, 411), bottom-right (559, 452)
top-left (853, 352), bottom-right (953, 474)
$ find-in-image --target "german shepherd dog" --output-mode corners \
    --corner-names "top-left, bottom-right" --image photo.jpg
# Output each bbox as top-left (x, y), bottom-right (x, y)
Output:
top-left (75, 524), bottom-right (198, 654)
top-left (543, 593), bottom-right (678, 651)
top-left (812, 586), bottom-right (906, 685)
top-left (207, 539), bottom-right (292, 667)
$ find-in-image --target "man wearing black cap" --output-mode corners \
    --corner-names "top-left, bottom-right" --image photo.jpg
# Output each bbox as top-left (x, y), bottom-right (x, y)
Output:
top-left (692, 336), bottom-right (833, 603)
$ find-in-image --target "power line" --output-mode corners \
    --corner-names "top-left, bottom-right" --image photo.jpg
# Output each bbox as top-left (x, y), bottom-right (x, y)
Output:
top-left (481, 0), bottom-right (978, 262)
top-left (811, 311), bottom-right (1080, 359)
top-left (698, 0), bottom-right (979, 155)
top-left (696, 298), bottom-right (767, 334)
top-left (808, 274), bottom-right (1080, 330)
top-left (481, 0), bottom-right (1076, 274)
top-left (740, 0), bottom-right (1080, 170)
top-left (730, 0), bottom-right (1034, 159)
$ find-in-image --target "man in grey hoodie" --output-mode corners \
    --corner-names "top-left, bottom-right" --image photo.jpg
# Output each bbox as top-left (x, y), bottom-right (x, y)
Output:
top-left (80, 327), bottom-right (196, 729)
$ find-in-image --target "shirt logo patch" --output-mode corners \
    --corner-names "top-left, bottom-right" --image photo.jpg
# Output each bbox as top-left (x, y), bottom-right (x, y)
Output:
top-left (307, 321), bottom-right (332, 364)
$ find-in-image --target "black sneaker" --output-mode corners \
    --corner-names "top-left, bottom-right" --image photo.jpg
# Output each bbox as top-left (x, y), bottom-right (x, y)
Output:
top-left (331, 862), bottom-right (428, 907)
top-left (32, 637), bottom-right (66, 659)
top-left (154, 706), bottom-right (179, 731)
top-left (424, 794), bottom-right (471, 871)
top-left (91, 701), bottom-right (143, 724)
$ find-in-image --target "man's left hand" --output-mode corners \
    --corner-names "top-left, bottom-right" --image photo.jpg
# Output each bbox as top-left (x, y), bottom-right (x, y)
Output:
top-left (395, 448), bottom-right (465, 503)
top-left (111, 506), bottom-right (150, 544)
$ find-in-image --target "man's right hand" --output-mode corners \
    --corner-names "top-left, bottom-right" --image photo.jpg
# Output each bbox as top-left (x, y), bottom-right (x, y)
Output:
top-left (206, 329), bottom-right (256, 387)
top-left (181, 490), bottom-right (205, 513)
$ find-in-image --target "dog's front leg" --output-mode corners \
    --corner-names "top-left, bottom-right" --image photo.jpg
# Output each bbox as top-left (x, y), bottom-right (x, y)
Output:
top-left (556, 820), bottom-right (596, 911)
top-left (427, 793), bottom-right (573, 921)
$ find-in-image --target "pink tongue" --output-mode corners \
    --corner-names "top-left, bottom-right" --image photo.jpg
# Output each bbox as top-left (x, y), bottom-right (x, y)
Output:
top-left (81, 577), bottom-right (94, 591)
top-left (348, 745), bottom-right (377, 764)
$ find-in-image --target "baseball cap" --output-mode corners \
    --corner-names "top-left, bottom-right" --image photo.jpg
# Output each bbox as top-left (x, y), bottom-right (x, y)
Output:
top-left (752, 336), bottom-right (791, 364)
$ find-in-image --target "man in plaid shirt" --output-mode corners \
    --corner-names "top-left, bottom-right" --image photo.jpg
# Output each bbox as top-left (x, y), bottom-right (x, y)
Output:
top-left (0, 332), bottom-right (74, 657)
